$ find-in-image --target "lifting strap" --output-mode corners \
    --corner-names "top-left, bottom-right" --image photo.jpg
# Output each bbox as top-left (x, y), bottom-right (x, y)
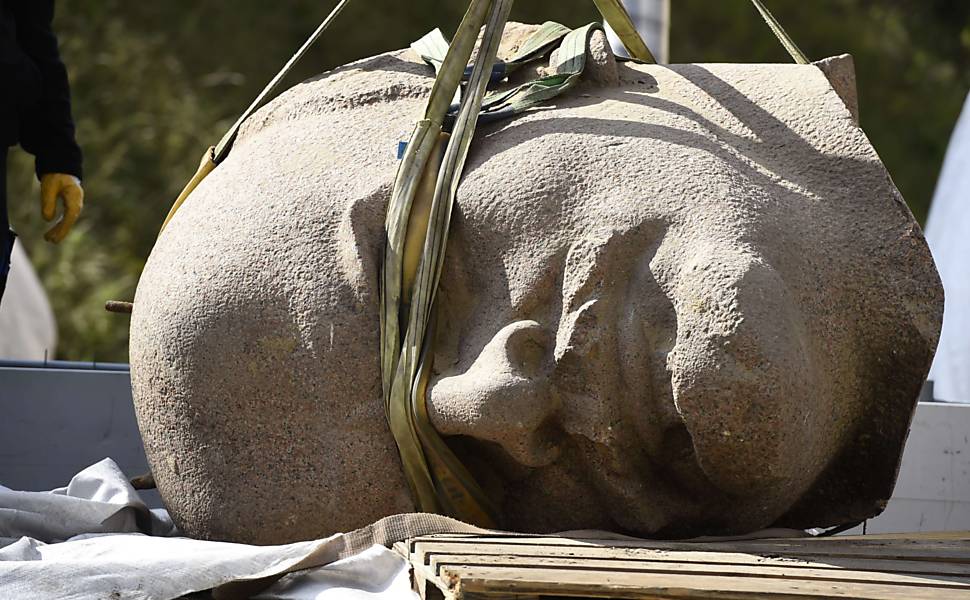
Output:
top-left (592, 0), bottom-right (655, 62)
top-left (750, 0), bottom-right (809, 64)
top-left (383, 8), bottom-right (653, 527)
top-left (380, 1), bottom-right (808, 526)
top-left (157, 0), bottom-right (354, 233)
top-left (411, 21), bottom-right (616, 129)
top-left (152, 0), bottom-right (809, 526)
top-left (156, 0), bottom-right (807, 234)
top-left (380, 0), bottom-right (512, 528)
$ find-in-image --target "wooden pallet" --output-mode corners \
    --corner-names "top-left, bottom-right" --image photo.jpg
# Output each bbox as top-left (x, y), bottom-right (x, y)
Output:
top-left (394, 531), bottom-right (970, 599)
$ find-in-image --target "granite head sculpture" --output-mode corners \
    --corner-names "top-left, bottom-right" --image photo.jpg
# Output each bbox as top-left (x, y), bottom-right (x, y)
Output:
top-left (130, 25), bottom-right (943, 544)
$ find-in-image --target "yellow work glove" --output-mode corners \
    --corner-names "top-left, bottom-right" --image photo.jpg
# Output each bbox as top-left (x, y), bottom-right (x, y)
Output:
top-left (40, 173), bottom-right (84, 244)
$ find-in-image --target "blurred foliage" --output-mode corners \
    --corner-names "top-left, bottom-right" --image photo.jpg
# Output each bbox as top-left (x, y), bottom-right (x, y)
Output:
top-left (672, 0), bottom-right (970, 225)
top-left (5, 0), bottom-right (968, 361)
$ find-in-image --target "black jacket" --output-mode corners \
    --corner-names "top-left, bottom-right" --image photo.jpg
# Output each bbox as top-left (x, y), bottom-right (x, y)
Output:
top-left (1, 0), bottom-right (81, 179)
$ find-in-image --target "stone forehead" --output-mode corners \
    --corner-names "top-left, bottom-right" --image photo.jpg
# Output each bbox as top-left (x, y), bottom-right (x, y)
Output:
top-left (233, 42), bottom-right (885, 252)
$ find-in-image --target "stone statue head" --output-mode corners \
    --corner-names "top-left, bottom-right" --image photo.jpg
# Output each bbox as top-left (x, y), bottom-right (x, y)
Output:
top-left (130, 25), bottom-right (943, 544)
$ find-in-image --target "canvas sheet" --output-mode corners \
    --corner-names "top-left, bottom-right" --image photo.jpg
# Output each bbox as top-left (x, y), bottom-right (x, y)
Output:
top-left (0, 458), bottom-right (416, 600)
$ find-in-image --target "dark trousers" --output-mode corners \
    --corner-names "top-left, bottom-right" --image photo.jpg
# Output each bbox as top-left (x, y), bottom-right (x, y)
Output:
top-left (0, 147), bottom-right (12, 307)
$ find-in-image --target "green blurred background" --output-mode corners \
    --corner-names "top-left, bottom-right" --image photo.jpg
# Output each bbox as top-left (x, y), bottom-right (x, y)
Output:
top-left (5, 0), bottom-right (969, 361)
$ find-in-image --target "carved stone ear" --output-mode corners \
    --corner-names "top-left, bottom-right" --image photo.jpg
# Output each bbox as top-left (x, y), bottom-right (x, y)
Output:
top-left (335, 183), bottom-right (393, 301)
top-left (814, 54), bottom-right (860, 124)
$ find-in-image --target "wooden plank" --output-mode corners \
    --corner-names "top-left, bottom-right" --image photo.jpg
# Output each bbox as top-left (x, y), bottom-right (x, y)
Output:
top-left (408, 535), bottom-right (970, 563)
top-left (402, 534), bottom-right (970, 599)
top-left (832, 532), bottom-right (970, 541)
top-left (443, 565), bottom-right (970, 600)
top-left (426, 554), bottom-right (970, 588)
top-left (405, 540), bottom-right (970, 577)
top-left (420, 533), bottom-right (970, 547)
top-left (418, 533), bottom-right (970, 549)
top-left (396, 541), bottom-right (442, 600)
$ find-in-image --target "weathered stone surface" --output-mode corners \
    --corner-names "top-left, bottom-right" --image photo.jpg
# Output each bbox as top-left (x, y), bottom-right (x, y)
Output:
top-left (130, 24), bottom-right (943, 544)
top-left (814, 53), bottom-right (859, 123)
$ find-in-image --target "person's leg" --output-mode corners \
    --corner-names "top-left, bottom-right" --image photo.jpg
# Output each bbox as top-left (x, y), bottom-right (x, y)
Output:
top-left (0, 147), bottom-right (12, 307)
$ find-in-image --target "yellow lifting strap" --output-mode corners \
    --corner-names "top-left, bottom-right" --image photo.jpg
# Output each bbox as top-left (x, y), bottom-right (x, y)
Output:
top-left (158, 146), bottom-right (216, 233)
top-left (157, 0), bottom-right (353, 235)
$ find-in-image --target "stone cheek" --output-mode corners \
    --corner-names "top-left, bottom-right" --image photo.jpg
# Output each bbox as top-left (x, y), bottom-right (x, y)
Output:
top-left (130, 29), bottom-right (943, 544)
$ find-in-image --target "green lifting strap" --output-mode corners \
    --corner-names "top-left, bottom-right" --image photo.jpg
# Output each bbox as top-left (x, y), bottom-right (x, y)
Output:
top-left (412, 21), bottom-right (573, 75)
top-left (159, 0), bottom-right (808, 234)
top-left (412, 21), bottom-right (622, 129)
top-left (478, 22), bottom-right (610, 118)
top-left (384, 12), bottom-right (644, 527)
top-left (380, 0), bottom-right (513, 527)
top-left (749, 0), bottom-right (809, 64)
top-left (592, 0), bottom-right (656, 62)
top-left (411, 21), bottom-right (573, 109)
top-left (153, 0), bottom-right (810, 527)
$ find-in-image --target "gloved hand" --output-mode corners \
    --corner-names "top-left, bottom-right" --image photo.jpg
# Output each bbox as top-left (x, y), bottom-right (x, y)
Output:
top-left (40, 173), bottom-right (84, 244)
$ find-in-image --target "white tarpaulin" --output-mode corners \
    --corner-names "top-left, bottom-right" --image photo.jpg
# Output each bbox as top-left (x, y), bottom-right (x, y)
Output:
top-left (0, 460), bottom-right (812, 600)
top-left (0, 459), bottom-right (416, 600)
top-left (926, 92), bottom-right (970, 404)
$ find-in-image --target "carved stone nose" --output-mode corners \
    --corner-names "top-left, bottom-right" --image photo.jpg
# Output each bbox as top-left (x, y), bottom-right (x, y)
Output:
top-left (427, 320), bottom-right (561, 467)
